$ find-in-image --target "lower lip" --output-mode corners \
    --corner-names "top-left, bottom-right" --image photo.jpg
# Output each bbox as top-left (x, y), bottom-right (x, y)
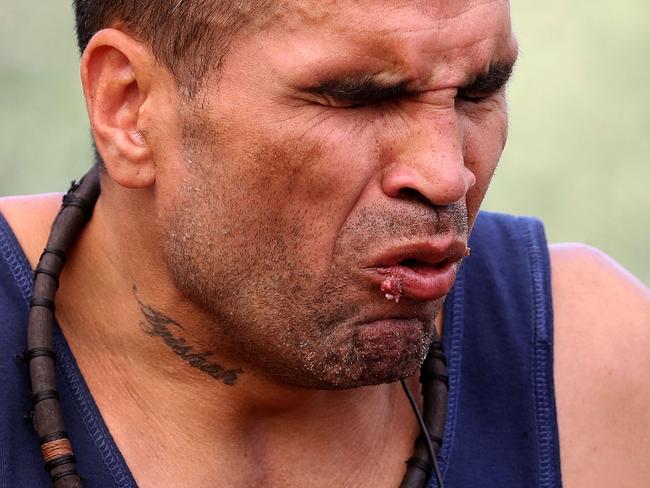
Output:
top-left (374, 261), bottom-right (457, 301)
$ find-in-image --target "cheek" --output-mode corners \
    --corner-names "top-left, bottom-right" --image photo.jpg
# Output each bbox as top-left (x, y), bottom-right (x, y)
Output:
top-left (192, 112), bottom-right (379, 274)
top-left (461, 109), bottom-right (508, 223)
top-left (249, 125), bottom-right (379, 262)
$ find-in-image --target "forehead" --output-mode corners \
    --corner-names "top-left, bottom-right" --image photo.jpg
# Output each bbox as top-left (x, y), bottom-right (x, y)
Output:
top-left (279, 0), bottom-right (509, 28)
top-left (256, 0), bottom-right (515, 88)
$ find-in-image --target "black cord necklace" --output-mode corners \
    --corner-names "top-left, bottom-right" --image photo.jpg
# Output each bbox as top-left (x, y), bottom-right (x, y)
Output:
top-left (26, 167), bottom-right (449, 488)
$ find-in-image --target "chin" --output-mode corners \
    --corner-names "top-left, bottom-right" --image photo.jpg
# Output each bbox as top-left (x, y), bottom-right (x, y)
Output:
top-left (302, 355), bottom-right (424, 391)
top-left (294, 317), bottom-right (432, 390)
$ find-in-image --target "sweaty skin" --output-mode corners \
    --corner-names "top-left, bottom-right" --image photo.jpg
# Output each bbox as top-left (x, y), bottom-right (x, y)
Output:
top-left (1, 0), bottom-right (649, 487)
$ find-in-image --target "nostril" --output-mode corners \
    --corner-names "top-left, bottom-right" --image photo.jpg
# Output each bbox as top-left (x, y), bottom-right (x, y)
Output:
top-left (381, 161), bottom-right (468, 207)
top-left (398, 188), bottom-right (433, 206)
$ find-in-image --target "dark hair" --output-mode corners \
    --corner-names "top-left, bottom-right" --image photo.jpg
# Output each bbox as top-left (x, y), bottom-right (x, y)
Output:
top-left (73, 0), bottom-right (273, 96)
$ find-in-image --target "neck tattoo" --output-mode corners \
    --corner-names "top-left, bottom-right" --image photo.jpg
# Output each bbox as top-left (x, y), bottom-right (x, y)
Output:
top-left (134, 286), bottom-right (243, 385)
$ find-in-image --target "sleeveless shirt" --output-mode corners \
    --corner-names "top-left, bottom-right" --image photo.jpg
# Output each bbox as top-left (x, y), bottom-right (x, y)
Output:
top-left (0, 210), bottom-right (563, 487)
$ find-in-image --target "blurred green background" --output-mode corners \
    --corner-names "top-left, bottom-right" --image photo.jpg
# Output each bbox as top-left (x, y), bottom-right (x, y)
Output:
top-left (1, 1), bottom-right (648, 284)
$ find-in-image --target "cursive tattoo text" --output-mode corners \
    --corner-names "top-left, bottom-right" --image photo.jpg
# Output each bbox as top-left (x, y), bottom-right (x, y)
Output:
top-left (134, 288), bottom-right (243, 385)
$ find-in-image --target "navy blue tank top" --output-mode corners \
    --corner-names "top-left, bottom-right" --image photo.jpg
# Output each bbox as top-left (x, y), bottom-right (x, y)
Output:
top-left (0, 210), bottom-right (562, 487)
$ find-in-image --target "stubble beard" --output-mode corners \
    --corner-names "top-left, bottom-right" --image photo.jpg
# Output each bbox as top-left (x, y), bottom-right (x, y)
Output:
top-left (160, 201), bottom-right (439, 389)
top-left (158, 116), bottom-right (461, 390)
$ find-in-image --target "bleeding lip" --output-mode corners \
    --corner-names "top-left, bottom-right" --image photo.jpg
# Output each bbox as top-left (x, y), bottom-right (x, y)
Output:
top-left (365, 240), bottom-right (467, 302)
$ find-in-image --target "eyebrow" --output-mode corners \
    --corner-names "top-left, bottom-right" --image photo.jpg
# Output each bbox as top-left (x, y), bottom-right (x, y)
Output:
top-left (307, 76), bottom-right (413, 105)
top-left (307, 60), bottom-right (516, 104)
top-left (459, 61), bottom-right (515, 95)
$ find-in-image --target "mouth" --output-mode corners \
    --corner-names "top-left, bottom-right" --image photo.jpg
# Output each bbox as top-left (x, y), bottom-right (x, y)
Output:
top-left (364, 240), bottom-right (467, 302)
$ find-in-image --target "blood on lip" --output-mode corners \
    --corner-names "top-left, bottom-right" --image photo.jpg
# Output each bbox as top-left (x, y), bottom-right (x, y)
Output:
top-left (380, 269), bottom-right (404, 303)
top-left (378, 259), bottom-right (450, 302)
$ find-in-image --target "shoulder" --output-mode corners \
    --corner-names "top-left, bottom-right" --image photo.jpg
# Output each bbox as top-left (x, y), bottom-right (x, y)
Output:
top-left (550, 243), bottom-right (650, 487)
top-left (551, 243), bottom-right (648, 316)
top-left (0, 194), bottom-right (62, 268)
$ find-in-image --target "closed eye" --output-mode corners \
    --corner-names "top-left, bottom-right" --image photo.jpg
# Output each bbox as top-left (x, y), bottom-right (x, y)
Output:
top-left (307, 77), bottom-right (412, 108)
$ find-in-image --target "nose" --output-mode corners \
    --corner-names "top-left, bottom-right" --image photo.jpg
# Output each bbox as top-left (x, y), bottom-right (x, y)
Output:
top-left (381, 114), bottom-right (476, 207)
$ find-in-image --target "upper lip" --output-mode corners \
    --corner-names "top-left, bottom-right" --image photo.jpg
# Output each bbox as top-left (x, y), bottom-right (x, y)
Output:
top-left (363, 238), bottom-right (467, 269)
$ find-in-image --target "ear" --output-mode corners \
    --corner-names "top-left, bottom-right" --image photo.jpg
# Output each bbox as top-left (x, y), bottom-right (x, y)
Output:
top-left (81, 29), bottom-right (157, 189)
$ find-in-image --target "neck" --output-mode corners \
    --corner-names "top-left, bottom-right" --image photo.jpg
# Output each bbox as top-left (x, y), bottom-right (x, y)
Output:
top-left (52, 193), bottom-right (430, 487)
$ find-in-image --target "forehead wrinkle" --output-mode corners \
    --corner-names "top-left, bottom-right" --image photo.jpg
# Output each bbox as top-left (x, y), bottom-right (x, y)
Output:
top-left (341, 1), bottom-right (512, 44)
top-left (309, 0), bottom-right (512, 55)
top-left (337, 11), bottom-right (514, 89)
top-left (414, 0), bottom-right (508, 20)
top-left (256, 0), bottom-right (515, 95)
top-left (271, 0), bottom-right (509, 30)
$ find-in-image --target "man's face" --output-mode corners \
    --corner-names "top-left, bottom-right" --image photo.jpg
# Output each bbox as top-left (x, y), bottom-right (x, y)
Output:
top-left (156, 0), bottom-right (517, 388)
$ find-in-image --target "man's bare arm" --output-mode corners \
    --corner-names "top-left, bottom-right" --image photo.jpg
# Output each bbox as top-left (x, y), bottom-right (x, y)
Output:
top-left (552, 243), bottom-right (650, 488)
